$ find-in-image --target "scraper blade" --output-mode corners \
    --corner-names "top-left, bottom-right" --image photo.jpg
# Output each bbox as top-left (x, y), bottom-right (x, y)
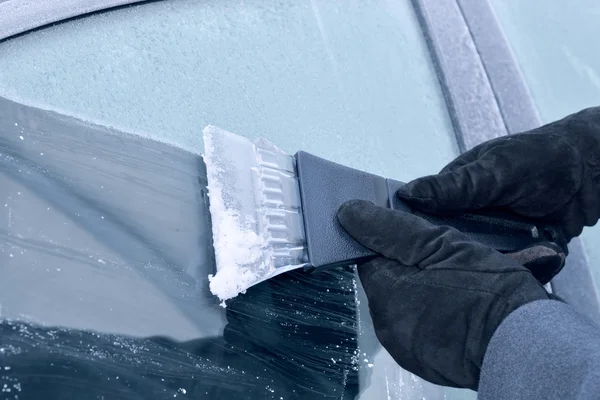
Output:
top-left (203, 126), bottom-right (308, 303)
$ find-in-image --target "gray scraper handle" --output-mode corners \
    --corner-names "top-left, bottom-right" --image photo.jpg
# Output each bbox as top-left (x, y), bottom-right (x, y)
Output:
top-left (295, 151), bottom-right (568, 270)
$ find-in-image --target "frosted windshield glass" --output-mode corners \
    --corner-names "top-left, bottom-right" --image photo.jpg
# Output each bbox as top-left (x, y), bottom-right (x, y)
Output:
top-left (0, 1), bottom-right (461, 399)
top-left (489, 0), bottom-right (600, 295)
top-left (0, 0), bottom-right (457, 181)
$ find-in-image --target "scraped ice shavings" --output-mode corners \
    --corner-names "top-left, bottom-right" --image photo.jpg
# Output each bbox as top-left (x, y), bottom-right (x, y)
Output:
top-left (204, 126), bottom-right (271, 303)
top-left (206, 177), bottom-right (268, 303)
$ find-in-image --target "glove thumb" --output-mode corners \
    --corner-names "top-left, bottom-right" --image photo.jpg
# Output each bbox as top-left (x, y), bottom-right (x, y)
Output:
top-left (505, 242), bottom-right (566, 285)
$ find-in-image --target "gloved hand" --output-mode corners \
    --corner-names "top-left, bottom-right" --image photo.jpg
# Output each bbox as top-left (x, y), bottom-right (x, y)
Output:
top-left (397, 107), bottom-right (600, 242)
top-left (337, 200), bottom-right (552, 390)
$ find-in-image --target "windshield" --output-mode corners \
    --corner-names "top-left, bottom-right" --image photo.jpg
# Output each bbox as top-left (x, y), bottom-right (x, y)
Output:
top-left (0, 1), bottom-right (467, 399)
top-left (489, 0), bottom-right (600, 295)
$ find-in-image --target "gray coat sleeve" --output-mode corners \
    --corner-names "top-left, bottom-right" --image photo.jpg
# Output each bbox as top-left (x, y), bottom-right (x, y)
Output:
top-left (477, 299), bottom-right (600, 400)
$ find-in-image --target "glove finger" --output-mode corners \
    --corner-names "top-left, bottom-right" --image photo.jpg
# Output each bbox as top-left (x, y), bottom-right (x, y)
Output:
top-left (439, 135), bottom-right (513, 174)
top-left (398, 134), bottom-right (582, 217)
top-left (505, 242), bottom-right (566, 285)
top-left (552, 196), bottom-right (589, 241)
top-left (337, 199), bottom-right (480, 267)
top-left (396, 157), bottom-right (500, 214)
top-left (438, 144), bottom-right (484, 174)
top-left (397, 137), bottom-right (511, 212)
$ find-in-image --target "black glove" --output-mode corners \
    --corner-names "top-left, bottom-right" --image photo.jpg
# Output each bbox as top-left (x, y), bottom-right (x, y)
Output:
top-left (397, 107), bottom-right (600, 242)
top-left (337, 200), bottom-right (551, 390)
top-left (504, 242), bottom-right (565, 285)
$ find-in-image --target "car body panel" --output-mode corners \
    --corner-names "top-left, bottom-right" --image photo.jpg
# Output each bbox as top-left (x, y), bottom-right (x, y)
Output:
top-left (417, 0), bottom-right (600, 326)
top-left (485, 0), bottom-right (600, 324)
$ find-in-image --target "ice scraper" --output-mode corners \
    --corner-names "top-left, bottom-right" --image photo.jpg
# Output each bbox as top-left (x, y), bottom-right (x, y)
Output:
top-left (203, 126), bottom-right (568, 302)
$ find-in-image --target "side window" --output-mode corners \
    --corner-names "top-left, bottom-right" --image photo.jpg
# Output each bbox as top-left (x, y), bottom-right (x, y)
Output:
top-left (489, 0), bottom-right (600, 293)
top-left (0, 1), bottom-right (468, 399)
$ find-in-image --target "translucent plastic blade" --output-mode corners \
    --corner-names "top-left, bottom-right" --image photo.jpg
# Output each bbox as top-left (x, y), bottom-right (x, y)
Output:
top-left (203, 126), bottom-right (308, 303)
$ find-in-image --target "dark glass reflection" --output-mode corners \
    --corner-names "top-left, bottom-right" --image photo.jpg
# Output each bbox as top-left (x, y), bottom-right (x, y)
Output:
top-left (1, 272), bottom-right (359, 399)
top-left (0, 97), bottom-right (359, 399)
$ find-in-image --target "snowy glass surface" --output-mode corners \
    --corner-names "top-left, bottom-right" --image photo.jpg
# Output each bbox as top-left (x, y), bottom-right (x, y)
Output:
top-left (490, 0), bottom-right (600, 295)
top-left (0, 0), bottom-right (458, 181)
top-left (0, 1), bottom-right (464, 399)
